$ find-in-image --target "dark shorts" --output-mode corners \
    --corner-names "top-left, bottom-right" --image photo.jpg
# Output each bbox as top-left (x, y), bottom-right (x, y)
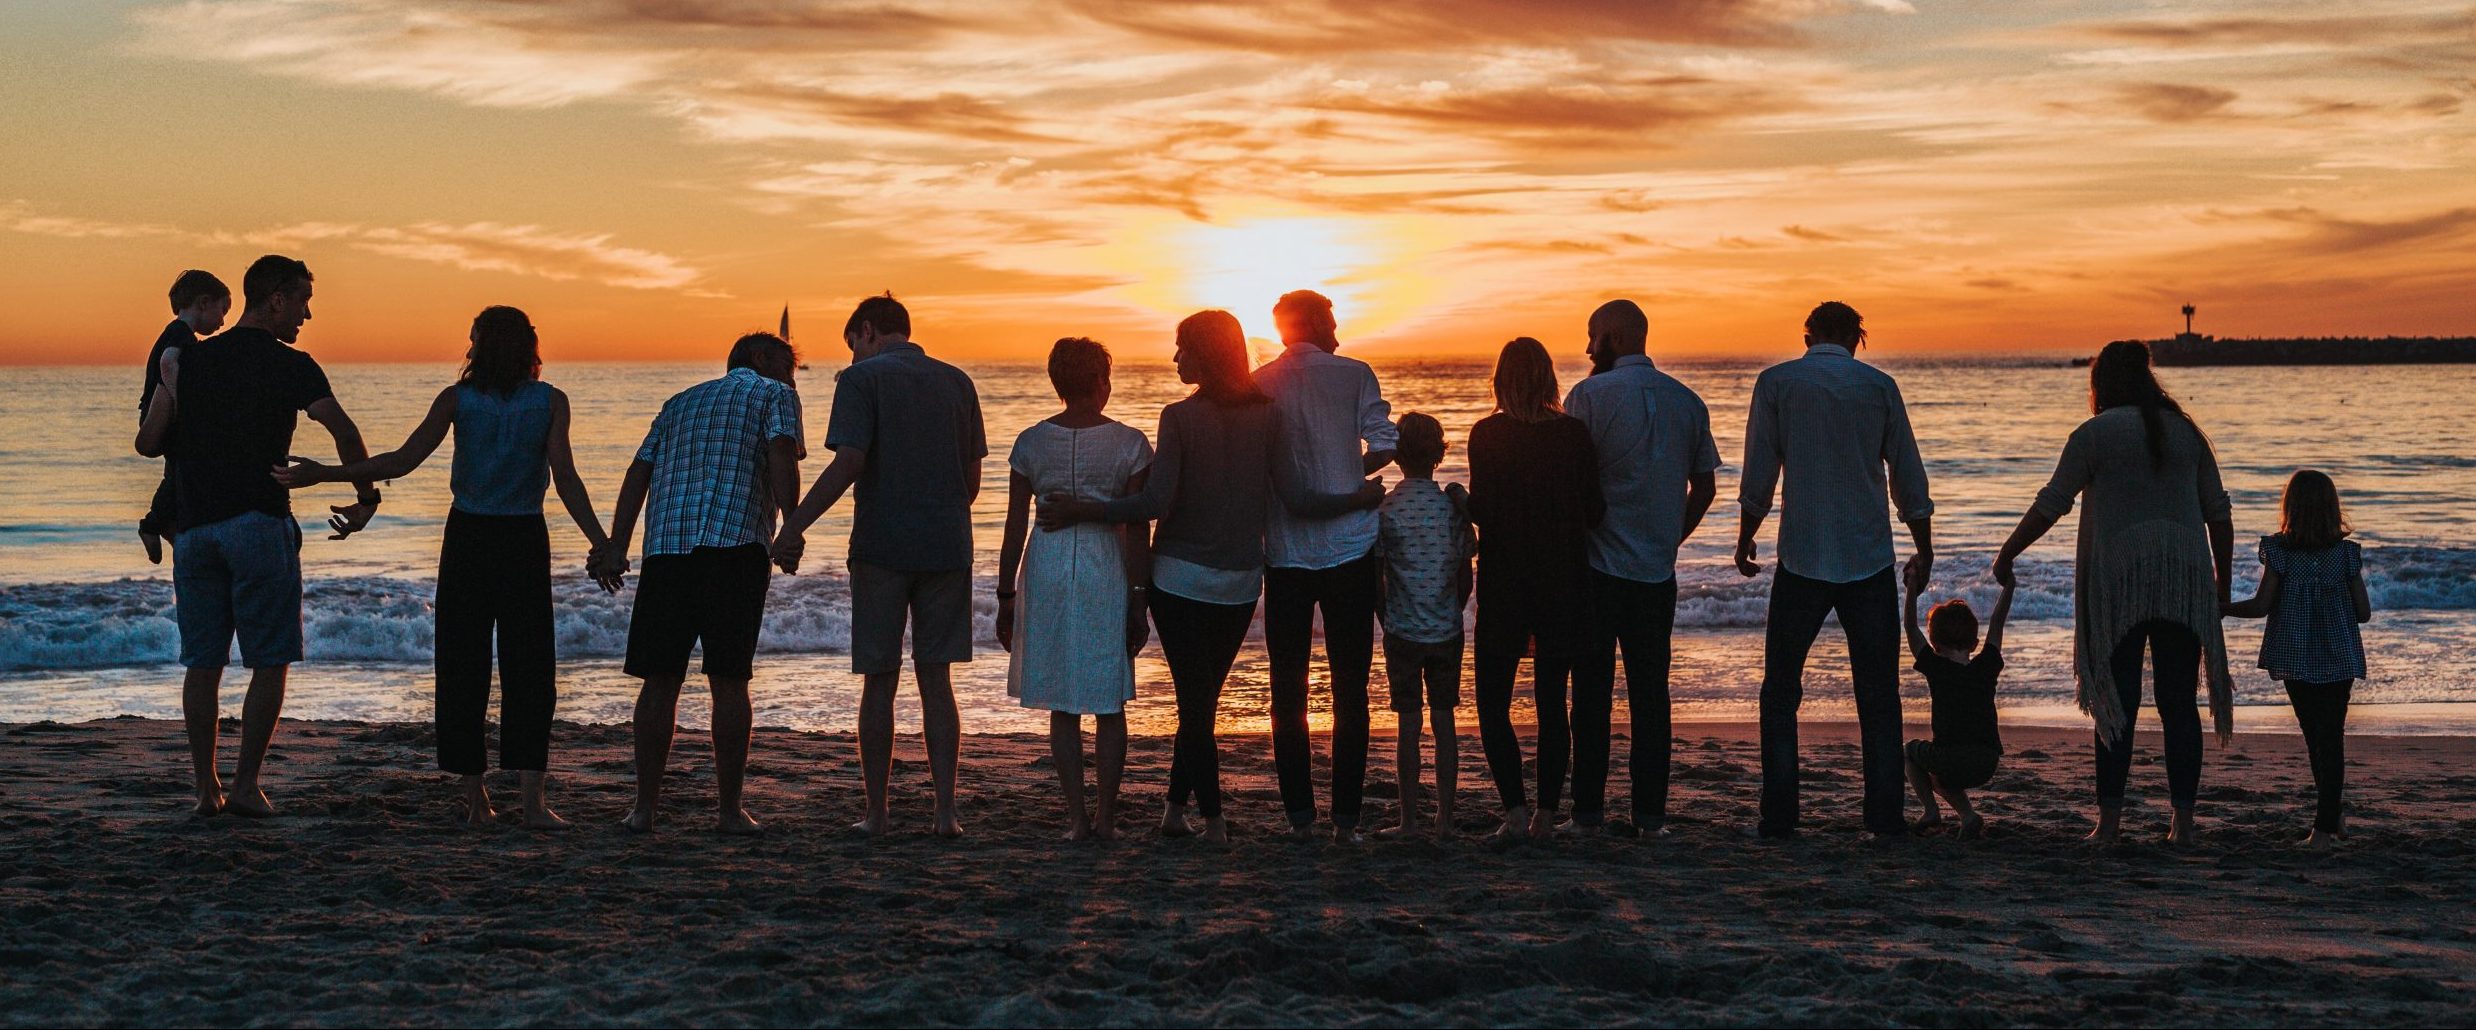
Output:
top-left (172, 511), bottom-right (305, 669)
top-left (1905, 739), bottom-right (2000, 791)
top-left (849, 560), bottom-right (975, 675)
top-left (625, 544), bottom-right (772, 681)
top-left (1383, 632), bottom-right (1463, 715)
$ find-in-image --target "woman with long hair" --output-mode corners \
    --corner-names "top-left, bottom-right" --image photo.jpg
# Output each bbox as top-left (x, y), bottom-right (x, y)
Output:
top-left (1994, 340), bottom-right (2234, 844)
top-left (275, 305), bottom-right (618, 827)
top-left (1466, 337), bottom-right (1604, 841)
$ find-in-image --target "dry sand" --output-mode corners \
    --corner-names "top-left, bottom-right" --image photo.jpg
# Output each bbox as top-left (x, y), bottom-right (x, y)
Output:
top-left (2, 717), bottom-right (2472, 1027)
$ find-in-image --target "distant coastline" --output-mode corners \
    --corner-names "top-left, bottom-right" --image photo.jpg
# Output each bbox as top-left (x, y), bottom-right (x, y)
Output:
top-left (2077, 333), bottom-right (2476, 367)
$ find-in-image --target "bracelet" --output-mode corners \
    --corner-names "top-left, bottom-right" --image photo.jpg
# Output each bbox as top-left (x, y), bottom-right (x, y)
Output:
top-left (357, 488), bottom-right (383, 506)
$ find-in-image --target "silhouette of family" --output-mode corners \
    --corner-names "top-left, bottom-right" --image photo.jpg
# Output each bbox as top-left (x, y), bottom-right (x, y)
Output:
top-left (137, 255), bottom-right (2374, 848)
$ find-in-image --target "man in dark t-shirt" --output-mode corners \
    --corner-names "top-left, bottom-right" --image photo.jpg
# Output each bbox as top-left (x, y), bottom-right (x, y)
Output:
top-left (135, 254), bottom-right (381, 819)
top-left (136, 270), bottom-right (233, 563)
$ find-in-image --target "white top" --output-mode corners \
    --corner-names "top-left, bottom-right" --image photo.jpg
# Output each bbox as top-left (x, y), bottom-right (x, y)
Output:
top-left (1736, 344), bottom-right (1933, 584)
top-left (1564, 355), bottom-right (1722, 585)
top-left (1153, 554), bottom-right (1263, 606)
top-left (1255, 342), bottom-right (1397, 570)
top-left (1004, 420), bottom-right (1152, 715)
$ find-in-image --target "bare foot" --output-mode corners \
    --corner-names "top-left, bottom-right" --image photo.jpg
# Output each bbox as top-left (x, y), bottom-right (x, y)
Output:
top-left (141, 530), bottom-right (165, 565)
top-left (461, 798), bottom-right (499, 826)
top-left (931, 808), bottom-right (964, 839)
top-left (2084, 824), bottom-right (2119, 845)
top-left (1957, 813), bottom-right (1985, 840)
top-left (1332, 825), bottom-right (1364, 845)
top-left (852, 812), bottom-right (892, 836)
top-left (225, 786), bottom-right (276, 819)
top-left (1064, 816), bottom-right (1092, 842)
top-left (1199, 816), bottom-right (1229, 843)
top-left (2165, 809), bottom-right (2196, 846)
top-left (1912, 814), bottom-right (1946, 835)
top-left (620, 806), bottom-right (655, 833)
top-left (1527, 807), bottom-right (1555, 840)
top-left (717, 807), bottom-right (765, 836)
top-left (1285, 822), bottom-right (1316, 842)
top-left (1092, 821), bottom-right (1118, 842)
top-left (1372, 821), bottom-right (1418, 841)
top-left (2304, 829), bottom-right (2342, 848)
top-left (1158, 805), bottom-right (1195, 838)
top-left (192, 786), bottom-right (224, 818)
top-left (1489, 807), bottom-right (1530, 844)
top-left (524, 806), bottom-right (570, 830)
top-left (1433, 822), bottom-right (1455, 844)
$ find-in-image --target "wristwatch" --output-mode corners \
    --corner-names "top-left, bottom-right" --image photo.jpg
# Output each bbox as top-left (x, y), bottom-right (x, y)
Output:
top-left (357, 488), bottom-right (383, 507)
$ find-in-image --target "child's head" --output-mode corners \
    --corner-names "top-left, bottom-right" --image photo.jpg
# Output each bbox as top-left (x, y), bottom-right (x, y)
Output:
top-left (168, 269), bottom-right (230, 333)
top-left (1927, 598), bottom-right (1979, 655)
top-left (1047, 336), bottom-right (1111, 409)
top-left (2278, 469), bottom-right (2349, 550)
top-left (1395, 412), bottom-right (1446, 477)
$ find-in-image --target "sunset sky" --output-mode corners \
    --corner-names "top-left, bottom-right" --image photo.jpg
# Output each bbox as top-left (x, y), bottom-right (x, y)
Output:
top-left (1, 0), bottom-right (2469, 363)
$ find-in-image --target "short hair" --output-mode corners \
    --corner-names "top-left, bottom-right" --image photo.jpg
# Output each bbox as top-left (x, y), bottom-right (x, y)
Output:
top-left (241, 255), bottom-right (312, 311)
top-left (459, 305), bottom-right (541, 396)
top-left (844, 292), bottom-right (910, 339)
top-left (1491, 337), bottom-right (1564, 423)
top-left (1395, 412), bottom-right (1446, 472)
top-left (1927, 599), bottom-right (1979, 653)
top-left (168, 270), bottom-right (229, 314)
top-left (727, 331), bottom-right (795, 373)
top-left (1804, 301), bottom-right (1865, 346)
top-left (1590, 299), bottom-right (1648, 351)
top-left (1272, 289), bottom-right (1338, 350)
top-left (1047, 336), bottom-right (1111, 403)
top-left (2277, 468), bottom-right (2350, 552)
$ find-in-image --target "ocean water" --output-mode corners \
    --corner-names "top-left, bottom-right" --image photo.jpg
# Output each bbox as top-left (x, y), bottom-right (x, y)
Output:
top-left (3, 354), bottom-right (2472, 736)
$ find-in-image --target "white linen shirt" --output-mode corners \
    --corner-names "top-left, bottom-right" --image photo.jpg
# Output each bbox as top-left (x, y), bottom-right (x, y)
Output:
top-left (1736, 344), bottom-right (1933, 584)
top-left (1564, 355), bottom-right (1722, 585)
top-left (1255, 342), bottom-right (1397, 570)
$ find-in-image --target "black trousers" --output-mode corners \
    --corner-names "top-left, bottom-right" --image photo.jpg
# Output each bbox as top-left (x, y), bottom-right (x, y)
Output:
top-left (1475, 644), bottom-right (1574, 813)
top-left (2286, 679), bottom-right (2352, 833)
top-left (1151, 589), bottom-right (1256, 820)
top-left (434, 510), bottom-right (555, 775)
top-left (2095, 620), bottom-right (2202, 809)
top-left (1265, 554), bottom-right (1379, 830)
top-left (1571, 571), bottom-right (1680, 827)
top-left (1759, 567), bottom-right (1905, 835)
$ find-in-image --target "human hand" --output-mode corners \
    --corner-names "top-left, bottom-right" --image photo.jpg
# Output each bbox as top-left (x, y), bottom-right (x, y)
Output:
top-left (1992, 552), bottom-right (2016, 589)
top-left (770, 529), bottom-right (805, 574)
top-left (586, 541), bottom-right (628, 593)
top-left (327, 501), bottom-right (376, 540)
top-left (1126, 595), bottom-right (1151, 657)
top-left (1903, 552), bottom-right (1932, 595)
top-left (271, 455), bottom-right (331, 489)
top-left (1354, 476), bottom-right (1386, 510)
top-left (1035, 493), bottom-right (1098, 531)
top-left (995, 595), bottom-right (1015, 653)
top-left (1733, 537), bottom-right (1761, 578)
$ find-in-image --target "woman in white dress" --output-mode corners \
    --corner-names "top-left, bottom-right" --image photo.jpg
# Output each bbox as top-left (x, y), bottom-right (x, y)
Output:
top-left (995, 337), bottom-right (1153, 841)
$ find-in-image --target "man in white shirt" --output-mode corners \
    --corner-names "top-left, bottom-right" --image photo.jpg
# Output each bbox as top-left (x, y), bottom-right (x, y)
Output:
top-left (1256, 290), bottom-right (1397, 842)
top-left (1564, 300), bottom-right (1720, 837)
top-left (1735, 301), bottom-right (1934, 839)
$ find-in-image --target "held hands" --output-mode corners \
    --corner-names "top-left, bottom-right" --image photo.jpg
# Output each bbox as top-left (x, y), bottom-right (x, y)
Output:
top-left (1991, 551), bottom-right (2017, 589)
top-left (326, 500), bottom-right (376, 540)
top-left (585, 540), bottom-right (628, 593)
top-left (769, 528), bottom-right (805, 574)
top-left (1902, 551), bottom-right (1933, 596)
top-left (271, 455), bottom-right (333, 489)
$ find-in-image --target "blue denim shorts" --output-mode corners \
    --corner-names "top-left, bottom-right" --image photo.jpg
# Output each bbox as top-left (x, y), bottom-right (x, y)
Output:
top-left (173, 511), bottom-right (305, 669)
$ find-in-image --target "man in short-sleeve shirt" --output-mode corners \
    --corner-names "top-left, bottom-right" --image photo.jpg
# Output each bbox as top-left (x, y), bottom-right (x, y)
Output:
top-left (1561, 300), bottom-right (1721, 835)
top-left (775, 294), bottom-right (985, 837)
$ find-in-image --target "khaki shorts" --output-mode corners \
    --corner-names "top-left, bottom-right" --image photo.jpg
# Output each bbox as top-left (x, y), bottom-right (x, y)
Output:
top-left (849, 560), bottom-right (976, 674)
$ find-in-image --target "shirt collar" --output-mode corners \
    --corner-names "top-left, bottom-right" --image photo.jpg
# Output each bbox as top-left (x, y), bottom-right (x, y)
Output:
top-left (1805, 343), bottom-right (1854, 359)
top-left (1612, 354), bottom-right (1653, 371)
top-left (874, 339), bottom-right (924, 359)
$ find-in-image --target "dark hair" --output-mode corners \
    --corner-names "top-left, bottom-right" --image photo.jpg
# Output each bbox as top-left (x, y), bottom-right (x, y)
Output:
top-left (1927, 599), bottom-right (1979, 653)
top-left (727, 331), bottom-right (795, 374)
top-left (2277, 468), bottom-right (2350, 551)
top-left (241, 255), bottom-right (312, 311)
top-left (2088, 340), bottom-right (2198, 469)
top-left (459, 305), bottom-right (541, 396)
top-left (1177, 310), bottom-right (1268, 406)
top-left (1047, 336), bottom-right (1111, 403)
top-left (168, 270), bottom-right (229, 314)
top-left (1804, 301), bottom-right (1866, 347)
top-left (1395, 412), bottom-right (1446, 473)
top-left (1491, 337), bottom-right (1563, 423)
top-left (1272, 290), bottom-right (1338, 351)
top-left (844, 292), bottom-right (910, 340)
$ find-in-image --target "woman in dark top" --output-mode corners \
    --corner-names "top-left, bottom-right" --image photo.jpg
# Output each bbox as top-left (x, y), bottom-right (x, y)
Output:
top-left (1467, 337), bottom-right (1604, 841)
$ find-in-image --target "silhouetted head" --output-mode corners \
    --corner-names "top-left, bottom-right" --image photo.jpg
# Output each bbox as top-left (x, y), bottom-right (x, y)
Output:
top-left (1047, 336), bottom-right (1112, 410)
top-left (1803, 301), bottom-right (1865, 349)
top-left (1174, 309), bottom-right (1268, 406)
top-left (1272, 290), bottom-right (1339, 353)
top-left (240, 255), bottom-right (313, 343)
top-left (1395, 412), bottom-right (1446, 478)
top-left (2277, 468), bottom-right (2350, 552)
top-left (168, 270), bottom-right (230, 334)
top-left (1587, 299), bottom-right (1649, 372)
top-left (1927, 599), bottom-right (1979, 655)
top-left (1491, 337), bottom-right (1564, 423)
top-left (460, 305), bottom-right (541, 396)
top-left (843, 292), bottom-right (910, 360)
top-left (2087, 340), bottom-right (2196, 469)
top-left (727, 331), bottom-right (798, 386)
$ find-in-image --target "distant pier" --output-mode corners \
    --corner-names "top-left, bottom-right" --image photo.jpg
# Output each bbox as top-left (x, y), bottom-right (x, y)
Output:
top-left (2079, 333), bottom-right (2476, 367)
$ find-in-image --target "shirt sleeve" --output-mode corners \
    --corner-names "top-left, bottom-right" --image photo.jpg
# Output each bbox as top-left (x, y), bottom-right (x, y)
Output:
top-left (1563, 381), bottom-right (1591, 423)
top-left (291, 353), bottom-right (336, 412)
top-left (1690, 395), bottom-right (1722, 475)
top-left (1358, 364), bottom-right (1397, 453)
top-left (635, 404), bottom-right (668, 464)
top-left (1006, 428), bottom-right (1035, 478)
top-left (767, 384), bottom-right (803, 442)
top-left (1101, 405), bottom-right (1178, 522)
top-left (2193, 428), bottom-right (2232, 522)
top-left (822, 370), bottom-right (874, 454)
top-left (2345, 540), bottom-right (2363, 576)
top-left (1735, 371), bottom-right (1781, 519)
top-left (1881, 379), bottom-right (1933, 523)
top-left (2030, 422), bottom-right (2095, 520)
top-left (965, 377), bottom-right (989, 460)
top-left (2258, 535), bottom-right (2287, 576)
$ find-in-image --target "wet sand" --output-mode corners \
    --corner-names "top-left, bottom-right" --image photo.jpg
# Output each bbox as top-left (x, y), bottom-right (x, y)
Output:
top-left (2, 718), bottom-right (2471, 1027)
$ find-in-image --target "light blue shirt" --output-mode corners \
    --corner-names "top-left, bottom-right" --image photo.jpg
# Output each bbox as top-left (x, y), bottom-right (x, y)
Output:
top-left (449, 381), bottom-right (553, 516)
top-left (1255, 343), bottom-right (1397, 570)
top-left (1737, 344), bottom-right (1933, 584)
top-left (1564, 355), bottom-right (1721, 584)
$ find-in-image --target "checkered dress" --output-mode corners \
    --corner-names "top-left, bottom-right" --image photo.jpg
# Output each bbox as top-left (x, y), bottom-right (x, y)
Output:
top-left (2257, 535), bottom-right (2367, 683)
top-left (635, 368), bottom-right (804, 556)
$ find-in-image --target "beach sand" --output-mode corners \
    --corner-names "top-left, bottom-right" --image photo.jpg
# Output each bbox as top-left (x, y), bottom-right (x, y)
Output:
top-left (2, 718), bottom-right (2472, 1027)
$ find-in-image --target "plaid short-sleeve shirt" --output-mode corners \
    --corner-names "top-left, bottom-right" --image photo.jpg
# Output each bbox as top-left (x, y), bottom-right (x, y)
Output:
top-left (634, 367), bottom-right (804, 556)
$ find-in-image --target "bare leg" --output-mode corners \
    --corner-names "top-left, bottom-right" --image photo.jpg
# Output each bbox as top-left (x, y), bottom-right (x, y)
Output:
top-left (709, 676), bottom-right (761, 835)
top-left (1378, 713), bottom-right (1421, 839)
top-left (855, 671), bottom-right (898, 834)
top-left (519, 771), bottom-right (566, 829)
top-left (225, 665), bottom-right (288, 817)
top-left (1094, 714), bottom-right (1125, 842)
top-left (181, 666), bottom-right (225, 816)
top-left (624, 672), bottom-right (685, 832)
top-left (1052, 712), bottom-right (1090, 841)
top-left (458, 773), bottom-right (497, 825)
top-left (2086, 799), bottom-right (2122, 844)
top-left (916, 661), bottom-right (964, 837)
top-left (1906, 755), bottom-right (1943, 831)
top-left (1433, 708), bottom-right (1459, 843)
top-left (1159, 801), bottom-right (1193, 838)
top-left (1941, 783), bottom-right (1982, 839)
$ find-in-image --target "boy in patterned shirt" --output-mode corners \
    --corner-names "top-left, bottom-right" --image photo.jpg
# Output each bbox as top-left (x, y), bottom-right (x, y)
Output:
top-left (1373, 412), bottom-right (1473, 842)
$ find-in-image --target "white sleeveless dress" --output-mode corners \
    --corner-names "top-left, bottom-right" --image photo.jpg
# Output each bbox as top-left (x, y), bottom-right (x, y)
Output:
top-left (1007, 420), bottom-right (1153, 714)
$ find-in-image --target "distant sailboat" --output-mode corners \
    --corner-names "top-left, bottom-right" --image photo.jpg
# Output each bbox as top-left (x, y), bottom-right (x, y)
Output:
top-left (783, 304), bottom-right (808, 370)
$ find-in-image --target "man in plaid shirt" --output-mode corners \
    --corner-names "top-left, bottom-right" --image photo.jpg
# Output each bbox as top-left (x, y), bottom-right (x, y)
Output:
top-left (598, 332), bottom-right (804, 835)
